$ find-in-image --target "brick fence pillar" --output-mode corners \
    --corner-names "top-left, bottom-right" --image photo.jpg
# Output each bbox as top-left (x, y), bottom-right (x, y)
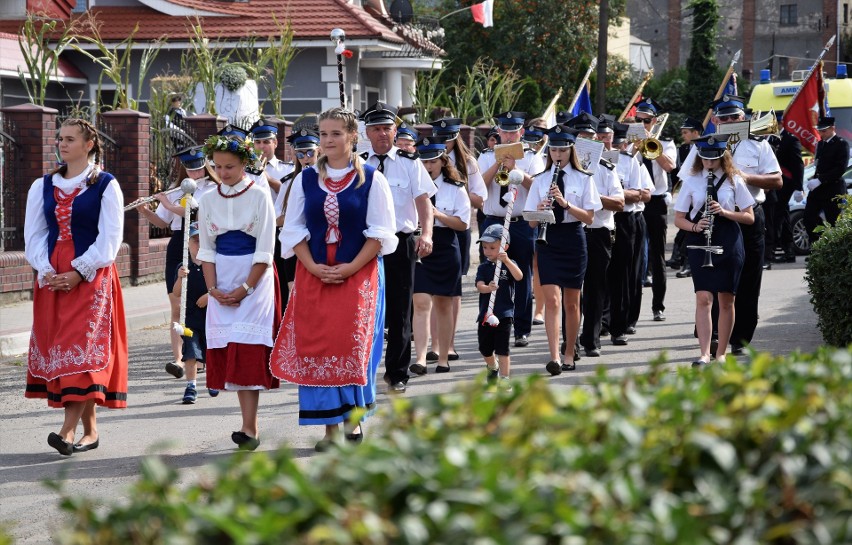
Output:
top-left (0, 104), bottom-right (58, 251)
top-left (269, 118), bottom-right (293, 162)
top-left (101, 109), bottom-right (151, 283)
top-left (184, 114), bottom-right (227, 147)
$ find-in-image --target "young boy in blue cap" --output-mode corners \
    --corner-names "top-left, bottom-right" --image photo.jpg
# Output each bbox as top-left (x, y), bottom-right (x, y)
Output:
top-left (475, 224), bottom-right (523, 387)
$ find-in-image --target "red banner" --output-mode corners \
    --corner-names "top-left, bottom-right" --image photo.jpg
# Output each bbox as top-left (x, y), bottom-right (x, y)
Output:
top-left (782, 64), bottom-right (826, 154)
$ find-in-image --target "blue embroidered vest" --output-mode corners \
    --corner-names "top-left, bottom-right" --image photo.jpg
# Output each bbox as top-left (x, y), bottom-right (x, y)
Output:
top-left (43, 171), bottom-right (114, 259)
top-left (302, 166), bottom-right (374, 264)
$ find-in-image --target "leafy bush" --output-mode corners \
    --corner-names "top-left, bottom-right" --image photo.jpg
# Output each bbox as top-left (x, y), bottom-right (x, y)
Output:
top-left (56, 349), bottom-right (852, 544)
top-left (218, 64), bottom-right (249, 93)
top-left (806, 203), bottom-right (852, 345)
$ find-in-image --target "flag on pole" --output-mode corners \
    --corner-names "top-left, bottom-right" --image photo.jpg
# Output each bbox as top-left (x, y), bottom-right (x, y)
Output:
top-left (622, 96), bottom-right (641, 120)
top-left (471, 0), bottom-right (494, 28)
top-left (541, 88), bottom-right (563, 128)
top-left (782, 62), bottom-right (827, 154)
top-left (570, 81), bottom-right (593, 117)
top-left (704, 72), bottom-right (738, 134)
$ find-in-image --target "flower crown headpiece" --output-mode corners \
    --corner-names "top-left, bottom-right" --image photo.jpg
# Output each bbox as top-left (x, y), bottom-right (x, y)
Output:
top-left (202, 135), bottom-right (258, 164)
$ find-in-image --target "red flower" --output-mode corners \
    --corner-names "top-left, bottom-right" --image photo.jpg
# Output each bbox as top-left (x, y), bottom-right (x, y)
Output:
top-left (342, 49), bottom-right (353, 59)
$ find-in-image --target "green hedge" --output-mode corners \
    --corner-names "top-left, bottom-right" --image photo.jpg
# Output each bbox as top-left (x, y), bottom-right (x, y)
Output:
top-left (56, 350), bottom-right (852, 544)
top-left (806, 203), bottom-right (852, 346)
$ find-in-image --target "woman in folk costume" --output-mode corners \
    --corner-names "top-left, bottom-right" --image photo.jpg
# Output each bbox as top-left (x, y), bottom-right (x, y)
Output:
top-left (673, 134), bottom-right (754, 367)
top-left (24, 118), bottom-right (127, 456)
top-left (270, 107), bottom-right (397, 452)
top-left (197, 135), bottom-right (280, 451)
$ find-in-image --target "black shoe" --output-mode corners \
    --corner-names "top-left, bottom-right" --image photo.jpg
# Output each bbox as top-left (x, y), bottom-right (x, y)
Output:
top-left (486, 367), bottom-right (499, 384)
top-left (676, 266), bottom-right (692, 278)
top-left (626, 326), bottom-right (637, 335)
top-left (691, 358), bottom-right (710, 368)
top-left (545, 360), bottom-right (562, 376)
top-left (47, 432), bottom-right (73, 456)
top-left (532, 317), bottom-right (544, 325)
top-left (643, 277), bottom-right (652, 287)
top-left (611, 335), bottom-right (628, 346)
top-left (600, 326), bottom-right (610, 337)
top-left (447, 352), bottom-right (460, 361)
top-left (710, 339), bottom-right (719, 359)
top-left (514, 335), bottom-right (529, 347)
top-left (762, 262), bottom-right (772, 271)
top-left (72, 438), bottom-right (99, 453)
top-left (435, 364), bottom-right (451, 373)
top-left (425, 351), bottom-right (439, 362)
top-left (387, 381), bottom-right (406, 394)
top-left (665, 258), bottom-right (681, 269)
top-left (165, 362), bottom-right (184, 379)
top-left (653, 310), bottom-right (666, 322)
top-left (573, 351), bottom-right (581, 362)
top-left (731, 345), bottom-right (744, 355)
top-left (231, 431), bottom-right (260, 451)
top-left (584, 348), bottom-right (600, 357)
top-left (409, 363), bottom-right (427, 376)
top-left (345, 425), bottom-right (364, 444)
top-left (561, 362), bottom-right (576, 372)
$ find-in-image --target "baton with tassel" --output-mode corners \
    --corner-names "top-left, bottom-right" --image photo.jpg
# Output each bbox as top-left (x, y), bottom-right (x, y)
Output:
top-left (482, 169), bottom-right (525, 326)
top-left (330, 28), bottom-right (350, 108)
top-left (172, 177), bottom-right (198, 338)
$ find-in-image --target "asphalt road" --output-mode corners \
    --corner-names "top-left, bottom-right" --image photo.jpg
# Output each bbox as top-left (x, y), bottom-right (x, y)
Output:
top-left (0, 259), bottom-right (821, 544)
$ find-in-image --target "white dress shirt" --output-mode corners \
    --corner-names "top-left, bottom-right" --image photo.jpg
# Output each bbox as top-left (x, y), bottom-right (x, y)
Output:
top-left (155, 177), bottom-right (218, 230)
top-left (675, 168), bottom-right (756, 219)
top-left (616, 151), bottom-right (647, 213)
top-left (24, 164), bottom-right (124, 283)
top-left (448, 149), bottom-right (487, 225)
top-left (363, 146), bottom-right (435, 233)
top-left (479, 148), bottom-right (545, 217)
top-left (431, 174), bottom-right (471, 229)
top-left (590, 163), bottom-right (624, 230)
top-left (524, 164), bottom-right (602, 223)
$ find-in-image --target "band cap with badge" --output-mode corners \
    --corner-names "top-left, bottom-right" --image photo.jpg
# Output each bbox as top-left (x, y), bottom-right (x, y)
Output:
top-left (693, 133), bottom-right (732, 160)
top-left (430, 118), bottom-right (462, 141)
top-left (545, 124), bottom-right (577, 149)
top-left (680, 117), bottom-right (705, 133)
top-left (360, 101), bottom-right (400, 126)
top-left (495, 111), bottom-right (526, 132)
top-left (396, 122), bottom-right (418, 142)
top-left (711, 94), bottom-right (747, 117)
top-left (566, 112), bottom-right (599, 135)
top-left (287, 128), bottom-right (320, 150)
top-left (175, 146), bottom-right (207, 171)
top-left (522, 122), bottom-right (547, 144)
top-left (816, 115), bottom-right (836, 130)
top-left (596, 114), bottom-right (616, 134)
top-left (634, 97), bottom-right (663, 117)
top-left (415, 137), bottom-right (446, 160)
top-left (218, 124), bottom-right (248, 140)
top-left (249, 119), bottom-right (278, 141)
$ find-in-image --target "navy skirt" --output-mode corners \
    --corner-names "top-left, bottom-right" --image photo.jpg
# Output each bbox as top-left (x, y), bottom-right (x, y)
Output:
top-left (456, 227), bottom-right (472, 276)
top-left (536, 221), bottom-right (587, 289)
top-left (165, 229), bottom-right (184, 294)
top-left (686, 217), bottom-right (744, 294)
top-left (414, 226), bottom-right (462, 296)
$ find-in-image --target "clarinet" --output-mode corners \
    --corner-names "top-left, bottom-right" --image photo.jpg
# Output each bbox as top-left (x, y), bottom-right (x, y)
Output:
top-left (535, 160), bottom-right (561, 247)
top-left (687, 169), bottom-right (724, 267)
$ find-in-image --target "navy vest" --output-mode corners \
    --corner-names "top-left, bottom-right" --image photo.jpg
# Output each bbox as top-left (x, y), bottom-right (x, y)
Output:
top-left (302, 165), bottom-right (374, 265)
top-left (43, 171), bottom-right (114, 259)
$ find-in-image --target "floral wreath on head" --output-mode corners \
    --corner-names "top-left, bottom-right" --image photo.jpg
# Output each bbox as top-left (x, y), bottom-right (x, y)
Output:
top-left (202, 135), bottom-right (259, 164)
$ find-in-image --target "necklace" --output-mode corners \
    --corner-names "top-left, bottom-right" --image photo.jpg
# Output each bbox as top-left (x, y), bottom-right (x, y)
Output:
top-left (324, 169), bottom-right (357, 194)
top-left (218, 179), bottom-right (254, 199)
top-left (54, 186), bottom-right (82, 206)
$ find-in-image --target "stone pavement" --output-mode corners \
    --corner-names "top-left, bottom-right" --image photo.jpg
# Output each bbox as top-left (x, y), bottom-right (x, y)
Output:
top-left (0, 251), bottom-right (822, 544)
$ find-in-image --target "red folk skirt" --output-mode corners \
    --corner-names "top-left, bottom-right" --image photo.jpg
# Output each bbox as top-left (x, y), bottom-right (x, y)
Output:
top-left (270, 244), bottom-right (379, 387)
top-left (25, 240), bottom-right (128, 408)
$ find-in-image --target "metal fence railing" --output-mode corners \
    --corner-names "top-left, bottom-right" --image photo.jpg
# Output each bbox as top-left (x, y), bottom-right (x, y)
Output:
top-left (0, 116), bottom-right (23, 252)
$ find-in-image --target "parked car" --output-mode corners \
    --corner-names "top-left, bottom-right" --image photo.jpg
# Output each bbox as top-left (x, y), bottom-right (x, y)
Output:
top-left (787, 157), bottom-right (852, 254)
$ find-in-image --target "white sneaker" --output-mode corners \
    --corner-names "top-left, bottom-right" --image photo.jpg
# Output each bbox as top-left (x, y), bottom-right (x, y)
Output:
top-left (499, 376), bottom-right (512, 391)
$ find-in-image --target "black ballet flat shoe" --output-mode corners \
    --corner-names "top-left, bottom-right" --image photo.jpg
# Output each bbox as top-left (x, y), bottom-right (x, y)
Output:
top-left (545, 360), bottom-right (562, 376)
top-left (47, 432), bottom-right (73, 456)
top-left (425, 351), bottom-right (439, 362)
top-left (231, 431), bottom-right (260, 451)
top-left (447, 352), bottom-right (460, 361)
top-left (561, 362), bottom-right (577, 372)
top-left (435, 364), bottom-right (451, 373)
top-left (409, 363), bottom-right (428, 376)
top-left (691, 358), bottom-right (711, 368)
top-left (345, 425), bottom-right (364, 444)
top-left (72, 438), bottom-right (99, 453)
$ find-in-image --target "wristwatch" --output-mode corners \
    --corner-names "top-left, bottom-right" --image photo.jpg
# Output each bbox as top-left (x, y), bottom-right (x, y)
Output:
top-left (241, 282), bottom-right (255, 295)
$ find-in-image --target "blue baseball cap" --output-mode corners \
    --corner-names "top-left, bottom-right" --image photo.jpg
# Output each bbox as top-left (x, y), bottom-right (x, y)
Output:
top-left (478, 223), bottom-right (509, 244)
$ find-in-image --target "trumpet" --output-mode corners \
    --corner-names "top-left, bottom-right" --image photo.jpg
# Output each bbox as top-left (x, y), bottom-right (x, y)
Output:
top-left (686, 170), bottom-right (724, 267)
top-left (630, 112), bottom-right (669, 160)
top-left (124, 185), bottom-right (185, 211)
top-left (495, 163), bottom-right (510, 185)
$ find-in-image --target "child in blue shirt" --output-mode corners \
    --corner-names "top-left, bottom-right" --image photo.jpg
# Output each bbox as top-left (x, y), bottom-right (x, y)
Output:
top-left (475, 224), bottom-right (523, 386)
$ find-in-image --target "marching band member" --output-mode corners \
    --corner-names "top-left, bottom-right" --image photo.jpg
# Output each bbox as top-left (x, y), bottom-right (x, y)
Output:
top-left (275, 128), bottom-right (320, 298)
top-left (671, 117), bottom-right (706, 279)
top-left (524, 125), bottom-right (601, 375)
top-left (197, 135), bottom-right (279, 451)
top-left (428, 117), bottom-right (487, 362)
top-left (478, 111), bottom-right (545, 348)
top-left (805, 115), bottom-right (849, 243)
top-left (409, 137), bottom-right (470, 375)
top-left (674, 134), bottom-right (755, 367)
top-left (270, 107), bottom-right (397, 450)
top-left (24, 118), bottom-right (127, 455)
top-left (360, 102), bottom-right (435, 394)
top-left (608, 122), bottom-right (652, 347)
top-left (579, 115), bottom-right (624, 357)
top-left (394, 122), bottom-right (418, 154)
top-left (683, 95), bottom-right (782, 354)
top-left (524, 118), bottom-right (549, 327)
top-left (250, 119), bottom-right (290, 203)
top-left (633, 98), bottom-right (676, 325)
top-left (137, 147), bottom-right (219, 379)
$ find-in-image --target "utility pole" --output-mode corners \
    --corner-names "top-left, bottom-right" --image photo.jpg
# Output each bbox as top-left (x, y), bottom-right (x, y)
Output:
top-left (596, 0), bottom-right (609, 114)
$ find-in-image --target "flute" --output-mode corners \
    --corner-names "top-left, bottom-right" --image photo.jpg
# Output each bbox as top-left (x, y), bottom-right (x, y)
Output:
top-left (124, 185), bottom-right (184, 211)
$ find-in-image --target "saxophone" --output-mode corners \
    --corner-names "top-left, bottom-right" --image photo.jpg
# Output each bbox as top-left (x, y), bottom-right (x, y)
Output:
top-left (686, 170), bottom-right (724, 267)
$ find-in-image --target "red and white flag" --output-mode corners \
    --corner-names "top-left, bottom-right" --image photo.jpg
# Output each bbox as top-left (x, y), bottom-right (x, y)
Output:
top-left (782, 62), bottom-right (827, 154)
top-left (471, 0), bottom-right (494, 28)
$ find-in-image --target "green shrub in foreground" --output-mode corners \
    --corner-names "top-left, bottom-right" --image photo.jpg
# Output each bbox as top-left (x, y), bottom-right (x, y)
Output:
top-left (56, 349), bottom-right (852, 544)
top-left (806, 203), bottom-right (852, 346)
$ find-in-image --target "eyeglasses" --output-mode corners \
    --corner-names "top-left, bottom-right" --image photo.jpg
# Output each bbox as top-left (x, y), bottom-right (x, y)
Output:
top-left (296, 150), bottom-right (316, 159)
top-left (716, 114), bottom-right (740, 122)
top-left (639, 117), bottom-right (655, 124)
